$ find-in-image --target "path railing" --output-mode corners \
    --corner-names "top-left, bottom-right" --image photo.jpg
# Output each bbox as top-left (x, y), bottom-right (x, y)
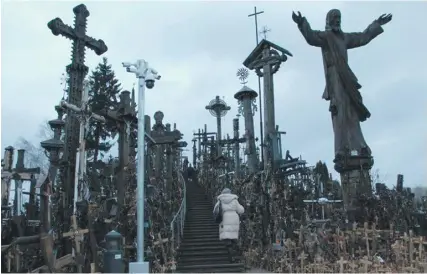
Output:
top-left (170, 171), bottom-right (187, 260)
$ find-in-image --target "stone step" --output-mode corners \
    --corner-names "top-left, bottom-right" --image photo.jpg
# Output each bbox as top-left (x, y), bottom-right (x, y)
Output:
top-left (183, 234), bottom-right (219, 240)
top-left (184, 224), bottom-right (218, 230)
top-left (186, 219), bottom-right (215, 223)
top-left (177, 255), bottom-right (230, 265)
top-left (180, 238), bottom-right (222, 244)
top-left (184, 229), bottom-right (218, 235)
top-left (184, 228), bottom-right (217, 234)
top-left (187, 208), bottom-right (213, 211)
top-left (180, 245), bottom-right (227, 252)
top-left (178, 249), bottom-right (228, 257)
top-left (176, 263), bottom-right (245, 273)
top-left (180, 240), bottom-right (224, 248)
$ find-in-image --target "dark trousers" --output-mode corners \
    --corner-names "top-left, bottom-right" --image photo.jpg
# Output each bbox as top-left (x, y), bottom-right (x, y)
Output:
top-left (223, 239), bottom-right (239, 262)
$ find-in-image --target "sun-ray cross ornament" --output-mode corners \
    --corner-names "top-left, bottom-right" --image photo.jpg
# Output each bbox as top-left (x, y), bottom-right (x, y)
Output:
top-left (260, 26), bottom-right (271, 40)
top-left (236, 67), bottom-right (249, 85)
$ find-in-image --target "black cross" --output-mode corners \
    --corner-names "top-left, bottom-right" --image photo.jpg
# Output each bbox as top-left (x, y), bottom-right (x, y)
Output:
top-left (47, 4), bottom-right (108, 65)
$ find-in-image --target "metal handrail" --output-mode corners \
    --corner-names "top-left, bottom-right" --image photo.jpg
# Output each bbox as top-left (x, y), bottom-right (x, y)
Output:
top-left (170, 171), bottom-right (187, 268)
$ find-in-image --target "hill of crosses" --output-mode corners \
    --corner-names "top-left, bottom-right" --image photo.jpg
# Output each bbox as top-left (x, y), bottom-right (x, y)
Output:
top-left (1, 3), bottom-right (426, 274)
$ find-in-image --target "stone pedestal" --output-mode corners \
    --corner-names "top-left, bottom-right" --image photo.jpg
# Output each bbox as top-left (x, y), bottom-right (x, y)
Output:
top-left (335, 154), bottom-right (374, 213)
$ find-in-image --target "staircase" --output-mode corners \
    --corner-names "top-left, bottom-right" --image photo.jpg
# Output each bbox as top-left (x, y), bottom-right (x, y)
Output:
top-left (176, 181), bottom-right (245, 273)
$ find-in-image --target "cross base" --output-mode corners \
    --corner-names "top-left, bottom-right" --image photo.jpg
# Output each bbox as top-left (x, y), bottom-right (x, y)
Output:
top-left (129, 261), bottom-right (149, 274)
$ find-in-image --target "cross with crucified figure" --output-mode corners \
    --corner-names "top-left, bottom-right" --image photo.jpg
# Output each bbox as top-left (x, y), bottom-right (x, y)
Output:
top-left (60, 80), bottom-right (106, 213)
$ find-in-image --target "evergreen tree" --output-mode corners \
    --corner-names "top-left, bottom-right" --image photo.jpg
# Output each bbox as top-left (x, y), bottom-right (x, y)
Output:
top-left (86, 57), bottom-right (122, 161)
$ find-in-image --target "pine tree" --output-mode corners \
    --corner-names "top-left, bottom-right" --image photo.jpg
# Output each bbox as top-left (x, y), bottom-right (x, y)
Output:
top-left (86, 57), bottom-right (122, 162)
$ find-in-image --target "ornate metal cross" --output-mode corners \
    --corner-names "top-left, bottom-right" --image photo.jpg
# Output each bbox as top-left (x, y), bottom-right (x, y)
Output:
top-left (260, 26), bottom-right (271, 40)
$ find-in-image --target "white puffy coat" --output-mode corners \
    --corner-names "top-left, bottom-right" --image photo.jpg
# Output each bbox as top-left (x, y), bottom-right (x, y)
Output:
top-left (213, 193), bottom-right (245, 240)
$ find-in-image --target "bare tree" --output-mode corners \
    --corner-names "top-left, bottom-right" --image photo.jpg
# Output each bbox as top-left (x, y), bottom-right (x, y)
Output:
top-left (14, 122), bottom-right (53, 178)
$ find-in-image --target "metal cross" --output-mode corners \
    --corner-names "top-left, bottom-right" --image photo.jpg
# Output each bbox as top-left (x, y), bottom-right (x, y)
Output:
top-left (260, 26), bottom-right (271, 40)
top-left (248, 6), bottom-right (264, 44)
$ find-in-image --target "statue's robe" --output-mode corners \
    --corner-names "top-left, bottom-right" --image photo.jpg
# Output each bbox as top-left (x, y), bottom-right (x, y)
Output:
top-left (298, 18), bottom-right (384, 158)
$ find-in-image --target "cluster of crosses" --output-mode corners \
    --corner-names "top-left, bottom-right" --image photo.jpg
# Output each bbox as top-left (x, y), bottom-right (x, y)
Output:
top-left (0, 4), bottom-right (188, 273)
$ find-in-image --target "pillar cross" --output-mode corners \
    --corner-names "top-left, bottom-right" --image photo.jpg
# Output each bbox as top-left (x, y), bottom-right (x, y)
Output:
top-left (48, 6), bottom-right (108, 250)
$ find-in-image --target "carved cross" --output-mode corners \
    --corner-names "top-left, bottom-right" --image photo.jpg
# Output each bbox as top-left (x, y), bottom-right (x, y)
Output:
top-left (47, 4), bottom-right (107, 65)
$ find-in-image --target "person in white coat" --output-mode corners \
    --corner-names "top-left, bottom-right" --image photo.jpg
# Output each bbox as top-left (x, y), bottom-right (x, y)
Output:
top-left (213, 188), bottom-right (245, 262)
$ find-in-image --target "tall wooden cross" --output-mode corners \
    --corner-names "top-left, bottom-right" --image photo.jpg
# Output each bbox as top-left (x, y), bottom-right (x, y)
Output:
top-left (47, 5), bottom-right (107, 249)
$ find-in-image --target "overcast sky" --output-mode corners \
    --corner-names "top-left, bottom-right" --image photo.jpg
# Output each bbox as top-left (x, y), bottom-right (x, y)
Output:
top-left (1, 1), bottom-right (426, 188)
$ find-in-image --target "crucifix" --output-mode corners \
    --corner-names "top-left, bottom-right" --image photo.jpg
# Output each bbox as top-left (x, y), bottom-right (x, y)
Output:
top-left (59, 80), bottom-right (106, 271)
top-left (47, 4), bottom-right (108, 248)
top-left (99, 90), bottom-right (136, 218)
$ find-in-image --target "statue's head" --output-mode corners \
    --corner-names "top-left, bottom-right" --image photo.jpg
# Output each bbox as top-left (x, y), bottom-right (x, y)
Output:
top-left (325, 9), bottom-right (341, 33)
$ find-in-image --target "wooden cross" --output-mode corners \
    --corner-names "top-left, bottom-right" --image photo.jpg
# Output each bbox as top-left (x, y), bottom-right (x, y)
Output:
top-left (2, 148), bottom-right (41, 213)
top-left (297, 251), bottom-right (308, 271)
top-left (360, 256), bottom-right (372, 273)
top-left (63, 215), bottom-right (89, 272)
top-left (60, 80), bottom-right (106, 209)
top-left (153, 233), bottom-right (169, 262)
top-left (337, 257), bottom-right (348, 273)
top-left (47, 4), bottom-right (107, 65)
top-left (363, 222), bottom-right (371, 257)
top-left (48, 5), bottom-right (108, 240)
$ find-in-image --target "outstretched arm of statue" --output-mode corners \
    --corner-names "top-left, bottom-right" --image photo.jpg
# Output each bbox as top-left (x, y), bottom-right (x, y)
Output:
top-left (292, 11), bottom-right (325, 47)
top-left (346, 14), bottom-right (391, 49)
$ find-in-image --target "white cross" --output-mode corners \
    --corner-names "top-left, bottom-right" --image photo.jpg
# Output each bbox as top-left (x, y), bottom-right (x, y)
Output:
top-left (60, 80), bottom-right (106, 213)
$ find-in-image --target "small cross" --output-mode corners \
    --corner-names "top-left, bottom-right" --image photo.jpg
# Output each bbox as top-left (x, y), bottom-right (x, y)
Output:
top-left (260, 26), bottom-right (271, 40)
top-left (337, 256), bottom-right (348, 273)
